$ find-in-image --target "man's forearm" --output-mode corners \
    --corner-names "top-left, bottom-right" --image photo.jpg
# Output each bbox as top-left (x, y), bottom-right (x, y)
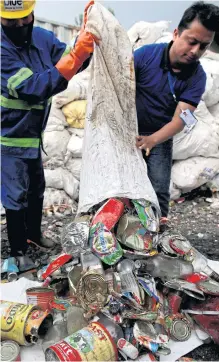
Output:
top-left (152, 117), bottom-right (184, 145)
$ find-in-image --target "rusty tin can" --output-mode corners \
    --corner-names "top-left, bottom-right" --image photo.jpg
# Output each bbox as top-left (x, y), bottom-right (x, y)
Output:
top-left (45, 321), bottom-right (118, 361)
top-left (1, 341), bottom-right (21, 361)
top-left (26, 287), bottom-right (55, 311)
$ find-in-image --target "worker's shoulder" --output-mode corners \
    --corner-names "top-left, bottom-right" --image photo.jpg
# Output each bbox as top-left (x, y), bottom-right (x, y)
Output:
top-left (32, 26), bottom-right (58, 45)
top-left (134, 42), bottom-right (166, 61)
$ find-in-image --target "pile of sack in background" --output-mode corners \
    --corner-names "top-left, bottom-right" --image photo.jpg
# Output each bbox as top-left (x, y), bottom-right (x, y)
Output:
top-left (42, 20), bottom-right (219, 212)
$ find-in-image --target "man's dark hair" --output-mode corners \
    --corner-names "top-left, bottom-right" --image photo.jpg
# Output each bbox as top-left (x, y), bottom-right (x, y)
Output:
top-left (178, 1), bottom-right (219, 33)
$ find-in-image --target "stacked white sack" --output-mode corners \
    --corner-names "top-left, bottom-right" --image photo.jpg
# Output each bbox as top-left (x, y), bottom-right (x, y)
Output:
top-left (42, 19), bottom-right (219, 207)
top-left (42, 68), bottom-right (90, 209)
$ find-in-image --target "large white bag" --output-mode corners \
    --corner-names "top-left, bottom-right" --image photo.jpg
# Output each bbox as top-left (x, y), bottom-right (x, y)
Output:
top-left (42, 129), bottom-right (70, 162)
top-left (171, 157), bottom-right (219, 192)
top-left (78, 3), bottom-right (160, 214)
top-left (54, 67), bottom-right (90, 108)
top-left (127, 20), bottom-right (170, 49)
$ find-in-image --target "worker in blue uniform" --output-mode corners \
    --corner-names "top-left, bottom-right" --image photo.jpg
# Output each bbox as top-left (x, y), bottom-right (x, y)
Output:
top-left (1, 0), bottom-right (97, 269)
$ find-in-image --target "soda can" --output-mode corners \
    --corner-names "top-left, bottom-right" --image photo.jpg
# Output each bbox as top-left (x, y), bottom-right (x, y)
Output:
top-left (45, 322), bottom-right (118, 361)
top-left (26, 287), bottom-right (55, 311)
top-left (117, 338), bottom-right (139, 359)
top-left (1, 341), bottom-right (21, 362)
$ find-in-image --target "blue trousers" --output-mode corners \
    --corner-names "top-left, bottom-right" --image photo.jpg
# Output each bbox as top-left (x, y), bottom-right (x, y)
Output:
top-left (143, 138), bottom-right (173, 217)
top-left (1, 154), bottom-right (45, 255)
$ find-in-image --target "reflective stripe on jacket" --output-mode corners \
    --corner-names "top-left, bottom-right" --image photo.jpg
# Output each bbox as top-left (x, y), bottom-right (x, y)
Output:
top-left (1, 26), bottom-right (70, 158)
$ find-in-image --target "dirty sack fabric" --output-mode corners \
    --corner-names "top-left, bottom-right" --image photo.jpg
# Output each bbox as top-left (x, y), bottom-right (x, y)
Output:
top-left (78, 3), bottom-right (160, 214)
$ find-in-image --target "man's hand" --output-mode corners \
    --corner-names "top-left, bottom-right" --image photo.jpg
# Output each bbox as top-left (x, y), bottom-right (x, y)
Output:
top-left (136, 135), bottom-right (156, 155)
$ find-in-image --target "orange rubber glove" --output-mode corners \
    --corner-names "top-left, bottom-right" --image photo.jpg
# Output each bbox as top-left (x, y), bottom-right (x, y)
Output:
top-left (56, 0), bottom-right (97, 81)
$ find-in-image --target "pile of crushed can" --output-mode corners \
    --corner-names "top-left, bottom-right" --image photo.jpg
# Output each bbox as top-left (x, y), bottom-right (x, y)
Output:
top-left (1, 198), bottom-right (219, 362)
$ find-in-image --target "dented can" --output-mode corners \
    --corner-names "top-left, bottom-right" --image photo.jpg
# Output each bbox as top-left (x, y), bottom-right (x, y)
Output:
top-left (168, 291), bottom-right (183, 314)
top-left (1, 341), bottom-right (21, 362)
top-left (45, 322), bottom-right (118, 361)
top-left (91, 198), bottom-right (124, 230)
top-left (24, 309), bottom-right (53, 341)
top-left (117, 338), bottom-right (139, 359)
top-left (0, 301), bottom-right (37, 345)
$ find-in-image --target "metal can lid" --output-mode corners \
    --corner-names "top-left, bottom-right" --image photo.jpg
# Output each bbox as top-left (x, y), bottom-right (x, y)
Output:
top-left (1, 341), bottom-right (20, 362)
top-left (170, 318), bottom-right (191, 341)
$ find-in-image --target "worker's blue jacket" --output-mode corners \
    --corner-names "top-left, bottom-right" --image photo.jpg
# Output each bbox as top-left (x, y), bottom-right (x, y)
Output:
top-left (1, 26), bottom-right (70, 158)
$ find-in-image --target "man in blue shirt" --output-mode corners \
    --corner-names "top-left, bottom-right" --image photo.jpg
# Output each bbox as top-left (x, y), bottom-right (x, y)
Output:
top-left (1, 0), bottom-right (97, 268)
top-left (135, 1), bottom-right (219, 230)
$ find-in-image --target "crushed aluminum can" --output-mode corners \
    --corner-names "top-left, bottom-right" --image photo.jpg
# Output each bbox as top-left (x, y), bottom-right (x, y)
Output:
top-left (26, 287), bottom-right (55, 311)
top-left (117, 338), bottom-right (139, 360)
top-left (91, 198), bottom-right (124, 230)
top-left (122, 310), bottom-right (158, 322)
top-left (42, 254), bottom-right (72, 280)
top-left (165, 315), bottom-right (191, 341)
top-left (133, 321), bottom-right (158, 344)
top-left (183, 273), bottom-right (209, 284)
top-left (68, 266), bottom-right (83, 296)
top-left (153, 292), bottom-right (169, 344)
top-left (119, 271), bottom-right (142, 304)
top-left (197, 279), bottom-right (219, 296)
top-left (89, 223), bottom-right (123, 265)
top-left (168, 291), bottom-right (183, 314)
top-left (116, 215), bottom-right (153, 251)
top-left (168, 232), bottom-right (192, 256)
top-left (61, 217), bottom-right (90, 255)
top-left (80, 251), bottom-right (104, 275)
top-left (132, 200), bottom-right (159, 232)
top-left (164, 279), bottom-right (205, 300)
top-left (1, 341), bottom-right (21, 362)
top-left (76, 270), bottom-right (108, 313)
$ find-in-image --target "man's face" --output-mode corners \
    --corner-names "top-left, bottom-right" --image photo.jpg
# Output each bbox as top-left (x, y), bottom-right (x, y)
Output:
top-left (1, 13), bottom-right (33, 27)
top-left (172, 19), bottom-right (214, 65)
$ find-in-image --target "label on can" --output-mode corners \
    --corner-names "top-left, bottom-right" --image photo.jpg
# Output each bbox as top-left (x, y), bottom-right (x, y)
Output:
top-left (0, 301), bottom-right (35, 345)
top-left (24, 309), bottom-right (52, 338)
top-left (47, 322), bottom-right (118, 361)
top-left (117, 338), bottom-right (139, 359)
top-left (26, 287), bottom-right (55, 311)
top-left (1, 340), bottom-right (21, 362)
